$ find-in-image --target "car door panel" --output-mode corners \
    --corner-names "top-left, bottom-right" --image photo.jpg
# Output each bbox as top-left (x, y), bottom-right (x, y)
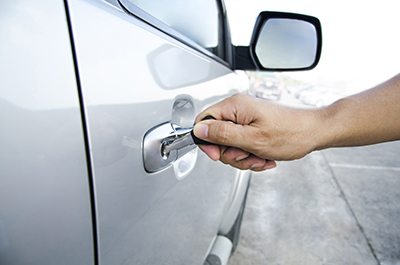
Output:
top-left (68, 0), bottom-right (247, 263)
top-left (0, 0), bottom-right (94, 264)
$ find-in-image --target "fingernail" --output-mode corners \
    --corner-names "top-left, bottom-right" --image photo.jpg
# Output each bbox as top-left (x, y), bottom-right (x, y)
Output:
top-left (236, 154), bottom-right (249, 161)
top-left (263, 162), bottom-right (277, 170)
top-left (194, 123), bottom-right (209, 139)
top-left (250, 162), bottom-right (264, 169)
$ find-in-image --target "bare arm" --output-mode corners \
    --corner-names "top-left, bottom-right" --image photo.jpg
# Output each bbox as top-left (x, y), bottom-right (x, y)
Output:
top-left (193, 73), bottom-right (400, 171)
top-left (317, 73), bottom-right (400, 149)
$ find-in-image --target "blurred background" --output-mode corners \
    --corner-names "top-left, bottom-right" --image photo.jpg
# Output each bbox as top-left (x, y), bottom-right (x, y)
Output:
top-left (225, 1), bottom-right (400, 264)
top-left (226, 0), bottom-right (400, 108)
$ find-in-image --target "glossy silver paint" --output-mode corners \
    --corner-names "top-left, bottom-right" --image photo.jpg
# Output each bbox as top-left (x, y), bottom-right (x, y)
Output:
top-left (67, 0), bottom-right (249, 263)
top-left (0, 0), bottom-right (94, 264)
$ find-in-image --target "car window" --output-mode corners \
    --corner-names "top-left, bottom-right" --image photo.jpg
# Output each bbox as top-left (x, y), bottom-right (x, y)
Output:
top-left (126, 0), bottom-right (220, 53)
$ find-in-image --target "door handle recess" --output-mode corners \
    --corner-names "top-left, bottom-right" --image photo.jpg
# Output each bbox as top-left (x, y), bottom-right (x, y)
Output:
top-left (143, 122), bottom-right (197, 173)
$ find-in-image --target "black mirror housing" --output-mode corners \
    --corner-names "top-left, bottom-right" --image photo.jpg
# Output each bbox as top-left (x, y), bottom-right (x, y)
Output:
top-left (234, 11), bottom-right (322, 72)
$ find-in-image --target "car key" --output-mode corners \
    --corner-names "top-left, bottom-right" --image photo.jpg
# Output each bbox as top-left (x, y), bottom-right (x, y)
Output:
top-left (161, 116), bottom-right (214, 157)
top-left (191, 115), bottom-right (215, 145)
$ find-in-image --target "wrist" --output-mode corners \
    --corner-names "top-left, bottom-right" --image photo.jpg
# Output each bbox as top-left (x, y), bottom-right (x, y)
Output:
top-left (312, 98), bottom-right (349, 151)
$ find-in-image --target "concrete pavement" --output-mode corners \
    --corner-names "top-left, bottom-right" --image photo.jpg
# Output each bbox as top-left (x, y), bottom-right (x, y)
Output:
top-left (229, 141), bottom-right (400, 265)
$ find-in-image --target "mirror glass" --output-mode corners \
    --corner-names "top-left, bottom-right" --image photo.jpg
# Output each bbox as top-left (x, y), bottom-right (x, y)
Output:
top-left (255, 18), bottom-right (318, 69)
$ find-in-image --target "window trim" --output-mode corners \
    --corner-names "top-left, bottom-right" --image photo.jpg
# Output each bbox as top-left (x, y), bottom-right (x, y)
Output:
top-left (118, 0), bottom-right (231, 68)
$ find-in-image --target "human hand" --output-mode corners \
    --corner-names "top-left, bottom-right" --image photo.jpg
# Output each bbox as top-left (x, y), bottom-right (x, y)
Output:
top-left (193, 93), bottom-right (320, 171)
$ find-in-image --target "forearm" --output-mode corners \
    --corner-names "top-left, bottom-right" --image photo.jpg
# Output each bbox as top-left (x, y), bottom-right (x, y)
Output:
top-left (193, 74), bottom-right (400, 170)
top-left (314, 73), bottom-right (400, 150)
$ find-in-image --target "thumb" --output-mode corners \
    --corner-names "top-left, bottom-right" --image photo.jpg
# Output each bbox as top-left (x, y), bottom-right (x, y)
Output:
top-left (193, 120), bottom-right (245, 149)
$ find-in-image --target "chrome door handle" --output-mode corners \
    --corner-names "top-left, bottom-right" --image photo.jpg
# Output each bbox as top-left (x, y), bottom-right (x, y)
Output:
top-left (143, 116), bottom-right (215, 173)
top-left (143, 123), bottom-right (198, 173)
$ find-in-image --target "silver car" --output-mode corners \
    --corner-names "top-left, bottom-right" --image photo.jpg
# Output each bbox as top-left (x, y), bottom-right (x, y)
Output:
top-left (0, 0), bottom-right (321, 264)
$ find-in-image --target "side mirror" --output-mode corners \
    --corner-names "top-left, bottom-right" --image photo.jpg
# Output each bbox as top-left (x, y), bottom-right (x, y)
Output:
top-left (234, 12), bottom-right (322, 71)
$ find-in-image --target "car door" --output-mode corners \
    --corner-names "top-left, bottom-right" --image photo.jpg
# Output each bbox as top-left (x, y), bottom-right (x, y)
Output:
top-left (0, 0), bottom-right (94, 264)
top-left (67, 0), bottom-right (249, 263)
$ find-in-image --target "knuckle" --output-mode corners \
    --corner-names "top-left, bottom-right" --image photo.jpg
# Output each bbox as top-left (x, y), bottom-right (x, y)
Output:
top-left (231, 93), bottom-right (246, 101)
top-left (214, 122), bottom-right (230, 145)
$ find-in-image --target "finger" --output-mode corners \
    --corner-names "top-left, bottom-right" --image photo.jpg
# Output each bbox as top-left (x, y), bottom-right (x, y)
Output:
top-left (219, 151), bottom-right (262, 169)
top-left (250, 161), bottom-right (276, 171)
top-left (198, 144), bottom-right (221, 161)
top-left (199, 143), bottom-right (277, 171)
top-left (220, 147), bottom-right (250, 163)
top-left (194, 120), bottom-right (251, 151)
top-left (219, 147), bottom-right (277, 171)
top-left (263, 160), bottom-right (277, 170)
top-left (233, 157), bottom-right (276, 172)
